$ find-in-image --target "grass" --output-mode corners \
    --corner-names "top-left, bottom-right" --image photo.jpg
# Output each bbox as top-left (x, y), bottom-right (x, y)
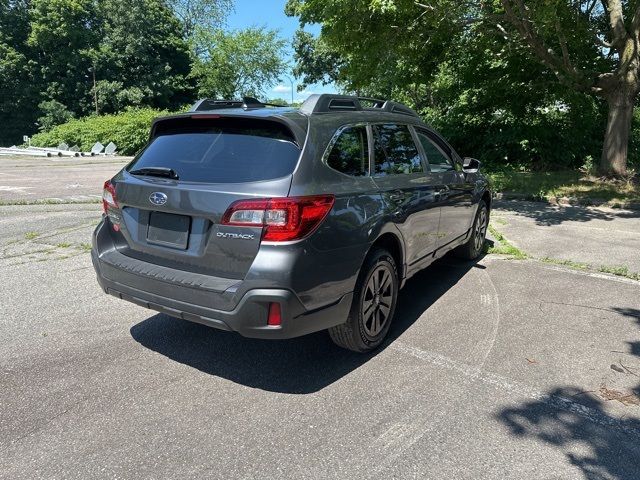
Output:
top-left (540, 257), bottom-right (590, 270)
top-left (598, 265), bottom-right (640, 281)
top-left (24, 231), bottom-right (39, 240)
top-left (486, 224), bottom-right (528, 259)
top-left (486, 170), bottom-right (639, 205)
top-left (78, 242), bottom-right (92, 251)
top-left (56, 242), bottom-right (71, 248)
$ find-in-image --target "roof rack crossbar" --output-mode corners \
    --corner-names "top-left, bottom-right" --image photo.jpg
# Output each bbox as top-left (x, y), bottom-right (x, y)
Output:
top-left (300, 94), bottom-right (419, 117)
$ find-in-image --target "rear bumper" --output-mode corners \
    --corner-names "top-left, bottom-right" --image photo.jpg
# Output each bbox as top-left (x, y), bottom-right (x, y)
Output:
top-left (91, 221), bottom-right (353, 339)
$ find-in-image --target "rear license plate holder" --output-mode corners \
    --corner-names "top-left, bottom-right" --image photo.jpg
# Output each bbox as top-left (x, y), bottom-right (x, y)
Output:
top-left (147, 212), bottom-right (191, 250)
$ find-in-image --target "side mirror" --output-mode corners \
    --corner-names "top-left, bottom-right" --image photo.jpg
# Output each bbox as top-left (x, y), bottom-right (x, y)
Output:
top-left (463, 157), bottom-right (481, 173)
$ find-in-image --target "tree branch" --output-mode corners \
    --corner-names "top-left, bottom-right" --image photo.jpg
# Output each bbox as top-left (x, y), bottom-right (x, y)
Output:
top-left (556, 19), bottom-right (575, 73)
top-left (586, 0), bottom-right (599, 17)
top-left (500, 0), bottom-right (591, 91)
top-left (603, 0), bottom-right (628, 49)
top-left (632, 2), bottom-right (640, 38)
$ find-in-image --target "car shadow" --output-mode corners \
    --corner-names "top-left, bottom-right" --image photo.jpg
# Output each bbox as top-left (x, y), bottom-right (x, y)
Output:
top-left (496, 306), bottom-right (640, 480)
top-left (130, 255), bottom-right (482, 394)
top-left (494, 200), bottom-right (640, 226)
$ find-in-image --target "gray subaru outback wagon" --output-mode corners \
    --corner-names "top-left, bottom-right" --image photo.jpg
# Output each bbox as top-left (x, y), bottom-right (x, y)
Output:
top-left (92, 94), bottom-right (490, 352)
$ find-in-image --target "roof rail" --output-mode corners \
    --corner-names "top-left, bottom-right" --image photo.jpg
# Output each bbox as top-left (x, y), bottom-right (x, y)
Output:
top-left (190, 96), bottom-right (286, 112)
top-left (300, 94), bottom-right (419, 117)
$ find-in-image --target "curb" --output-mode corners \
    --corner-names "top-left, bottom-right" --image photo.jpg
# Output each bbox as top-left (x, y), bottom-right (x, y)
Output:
top-left (493, 192), bottom-right (640, 211)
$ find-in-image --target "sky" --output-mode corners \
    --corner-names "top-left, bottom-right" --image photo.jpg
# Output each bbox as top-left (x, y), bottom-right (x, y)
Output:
top-left (226, 0), bottom-right (338, 102)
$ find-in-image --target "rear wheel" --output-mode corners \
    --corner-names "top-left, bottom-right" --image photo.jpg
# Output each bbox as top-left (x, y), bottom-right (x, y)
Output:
top-left (456, 199), bottom-right (489, 260)
top-left (329, 249), bottom-right (398, 352)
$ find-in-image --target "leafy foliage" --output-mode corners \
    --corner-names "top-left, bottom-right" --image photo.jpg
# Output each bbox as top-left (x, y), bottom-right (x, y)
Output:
top-left (91, 0), bottom-right (194, 113)
top-left (0, 1), bottom-right (294, 146)
top-left (287, 0), bottom-right (606, 170)
top-left (37, 100), bottom-right (74, 131)
top-left (169, 0), bottom-right (233, 38)
top-left (287, 0), bottom-right (640, 175)
top-left (191, 27), bottom-right (288, 99)
top-left (0, 0), bottom-right (40, 144)
top-left (31, 108), bottom-right (169, 155)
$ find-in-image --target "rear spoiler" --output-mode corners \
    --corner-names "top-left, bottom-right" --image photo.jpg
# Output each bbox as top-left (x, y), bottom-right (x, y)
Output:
top-left (148, 112), bottom-right (307, 147)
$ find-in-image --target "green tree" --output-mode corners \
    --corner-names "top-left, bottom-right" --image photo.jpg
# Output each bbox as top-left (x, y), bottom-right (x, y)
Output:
top-left (422, 32), bottom-right (605, 171)
top-left (37, 99), bottom-right (74, 131)
top-left (27, 0), bottom-right (99, 115)
top-left (287, 0), bottom-right (639, 176)
top-left (92, 0), bottom-right (194, 113)
top-left (489, 1), bottom-right (639, 175)
top-left (168, 0), bottom-right (234, 38)
top-left (290, 30), bottom-right (343, 89)
top-left (0, 0), bottom-right (39, 145)
top-left (191, 27), bottom-right (288, 99)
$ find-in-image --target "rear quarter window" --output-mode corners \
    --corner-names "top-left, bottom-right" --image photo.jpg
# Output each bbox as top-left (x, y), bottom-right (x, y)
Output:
top-left (127, 117), bottom-right (301, 183)
top-left (325, 125), bottom-right (369, 176)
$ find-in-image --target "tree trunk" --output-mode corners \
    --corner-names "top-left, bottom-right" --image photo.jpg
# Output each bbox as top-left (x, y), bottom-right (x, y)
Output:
top-left (600, 90), bottom-right (634, 176)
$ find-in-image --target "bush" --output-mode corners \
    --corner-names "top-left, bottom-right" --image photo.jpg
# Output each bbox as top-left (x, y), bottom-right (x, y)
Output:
top-left (31, 108), bottom-right (171, 155)
top-left (37, 100), bottom-right (74, 131)
top-left (628, 108), bottom-right (640, 171)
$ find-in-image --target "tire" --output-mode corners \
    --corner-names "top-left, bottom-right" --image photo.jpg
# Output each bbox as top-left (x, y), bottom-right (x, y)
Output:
top-left (456, 199), bottom-right (489, 260)
top-left (329, 248), bottom-right (399, 352)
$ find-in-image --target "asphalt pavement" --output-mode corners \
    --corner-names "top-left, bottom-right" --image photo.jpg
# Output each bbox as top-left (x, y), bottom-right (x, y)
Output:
top-left (0, 155), bottom-right (130, 203)
top-left (493, 200), bottom-right (640, 274)
top-left (1, 157), bottom-right (639, 479)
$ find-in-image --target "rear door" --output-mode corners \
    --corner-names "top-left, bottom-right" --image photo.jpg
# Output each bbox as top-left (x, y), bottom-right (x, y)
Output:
top-left (413, 128), bottom-right (474, 248)
top-left (371, 123), bottom-right (441, 269)
top-left (109, 115), bottom-right (302, 280)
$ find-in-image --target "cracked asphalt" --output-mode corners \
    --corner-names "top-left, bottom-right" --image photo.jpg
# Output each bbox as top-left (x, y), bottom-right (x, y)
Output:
top-left (1, 157), bottom-right (639, 479)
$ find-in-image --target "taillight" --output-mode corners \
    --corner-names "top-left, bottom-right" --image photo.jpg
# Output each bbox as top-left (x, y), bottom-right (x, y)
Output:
top-left (102, 180), bottom-right (118, 214)
top-left (221, 195), bottom-right (335, 242)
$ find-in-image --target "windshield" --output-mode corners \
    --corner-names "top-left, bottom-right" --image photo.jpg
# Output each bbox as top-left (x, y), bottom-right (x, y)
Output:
top-left (127, 117), bottom-right (301, 183)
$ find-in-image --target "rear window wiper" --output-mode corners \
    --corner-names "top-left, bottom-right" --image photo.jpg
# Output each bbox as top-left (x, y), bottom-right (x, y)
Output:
top-left (129, 167), bottom-right (179, 180)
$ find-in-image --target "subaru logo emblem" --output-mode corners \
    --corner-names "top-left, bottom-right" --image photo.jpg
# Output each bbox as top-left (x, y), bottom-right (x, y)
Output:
top-left (149, 192), bottom-right (167, 206)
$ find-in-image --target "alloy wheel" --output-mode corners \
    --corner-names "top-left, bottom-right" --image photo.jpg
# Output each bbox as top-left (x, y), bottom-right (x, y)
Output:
top-left (474, 207), bottom-right (488, 253)
top-left (361, 264), bottom-right (394, 337)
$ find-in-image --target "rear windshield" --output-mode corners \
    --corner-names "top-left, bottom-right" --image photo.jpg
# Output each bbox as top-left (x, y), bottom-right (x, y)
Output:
top-left (127, 117), bottom-right (301, 183)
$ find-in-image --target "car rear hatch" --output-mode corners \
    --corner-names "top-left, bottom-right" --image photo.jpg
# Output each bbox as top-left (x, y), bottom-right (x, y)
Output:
top-left (104, 114), bottom-right (304, 281)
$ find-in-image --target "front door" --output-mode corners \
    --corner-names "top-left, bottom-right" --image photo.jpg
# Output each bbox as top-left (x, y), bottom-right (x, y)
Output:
top-left (413, 128), bottom-right (474, 249)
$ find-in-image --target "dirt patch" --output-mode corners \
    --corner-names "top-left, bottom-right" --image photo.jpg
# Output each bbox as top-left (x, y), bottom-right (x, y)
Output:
top-left (598, 386), bottom-right (640, 406)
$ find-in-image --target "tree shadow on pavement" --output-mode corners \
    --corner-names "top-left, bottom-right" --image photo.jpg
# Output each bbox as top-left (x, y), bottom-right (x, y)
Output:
top-left (497, 306), bottom-right (640, 480)
top-left (612, 307), bottom-right (640, 398)
top-left (130, 256), bottom-right (481, 394)
top-left (495, 200), bottom-right (640, 227)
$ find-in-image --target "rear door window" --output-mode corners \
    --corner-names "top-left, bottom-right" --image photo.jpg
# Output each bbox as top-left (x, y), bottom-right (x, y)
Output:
top-left (373, 124), bottom-right (423, 176)
top-left (415, 130), bottom-right (456, 173)
top-left (127, 117), bottom-right (301, 183)
top-left (326, 125), bottom-right (369, 176)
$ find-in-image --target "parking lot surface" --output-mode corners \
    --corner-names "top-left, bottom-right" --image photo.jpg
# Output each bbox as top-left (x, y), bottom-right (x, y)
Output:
top-left (493, 201), bottom-right (640, 273)
top-left (0, 155), bottom-right (130, 203)
top-left (1, 157), bottom-right (639, 479)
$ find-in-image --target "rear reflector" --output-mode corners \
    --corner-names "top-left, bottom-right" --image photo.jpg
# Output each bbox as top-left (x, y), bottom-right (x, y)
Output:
top-left (102, 180), bottom-right (118, 214)
top-left (267, 303), bottom-right (282, 326)
top-left (221, 195), bottom-right (335, 242)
